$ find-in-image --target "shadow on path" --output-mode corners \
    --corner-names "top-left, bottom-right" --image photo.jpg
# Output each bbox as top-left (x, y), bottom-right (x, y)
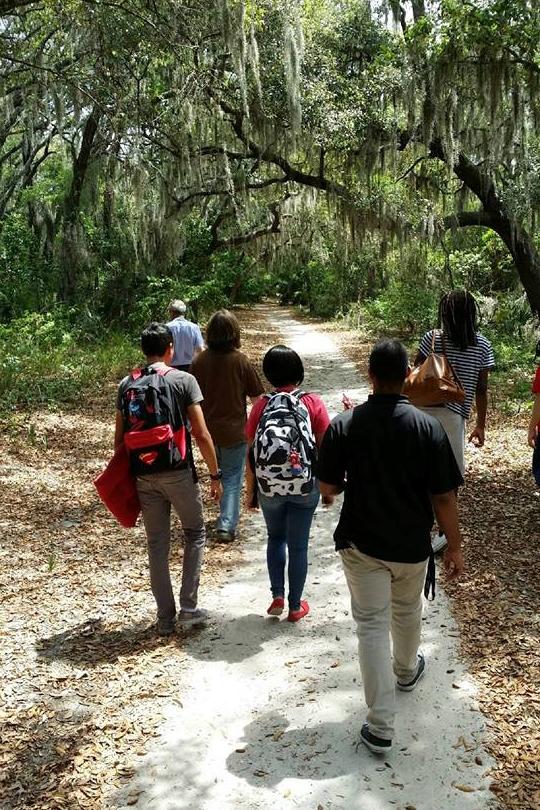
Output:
top-left (36, 618), bottom-right (167, 666)
top-left (181, 613), bottom-right (285, 664)
top-left (226, 710), bottom-right (360, 786)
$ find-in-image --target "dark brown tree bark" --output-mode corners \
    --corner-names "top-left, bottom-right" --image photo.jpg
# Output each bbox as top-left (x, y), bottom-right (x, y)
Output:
top-left (431, 140), bottom-right (540, 318)
top-left (64, 107), bottom-right (101, 225)
top-left (411, 0), bottom-right (426, 22)
top-left (0, 0), bottom-right (35, 13)
top-left (60, 107), bottom-right (101, 300)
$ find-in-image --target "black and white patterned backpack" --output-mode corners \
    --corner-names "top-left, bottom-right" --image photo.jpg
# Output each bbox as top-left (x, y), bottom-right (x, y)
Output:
top-left (254, 390), bottom-right (317, 497)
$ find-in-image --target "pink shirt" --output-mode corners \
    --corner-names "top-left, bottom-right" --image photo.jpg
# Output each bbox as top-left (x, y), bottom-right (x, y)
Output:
top-left (246, 386), bottom-right (331, 443)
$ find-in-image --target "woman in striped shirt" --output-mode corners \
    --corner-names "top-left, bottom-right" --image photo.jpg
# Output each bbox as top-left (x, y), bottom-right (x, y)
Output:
top-left (415, 291), bottom-right (495, 548)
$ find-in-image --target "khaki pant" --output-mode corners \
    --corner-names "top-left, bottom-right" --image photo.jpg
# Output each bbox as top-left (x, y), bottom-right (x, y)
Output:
top-left (340, 547), bottom-right (427, 740)
top-left (136, 469), bottom-right (206, 620)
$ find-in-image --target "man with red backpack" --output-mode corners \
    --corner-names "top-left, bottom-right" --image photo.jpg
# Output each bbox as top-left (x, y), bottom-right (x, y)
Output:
top-left (114, 322), bottom-right (223, 635)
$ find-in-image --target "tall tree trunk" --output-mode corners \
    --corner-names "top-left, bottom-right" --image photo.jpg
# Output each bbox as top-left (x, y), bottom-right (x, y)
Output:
top-left (432, 139), bottom-right (540, 318)
top-left (446, 211), bottom-right (540, 318)
top-left (64, 107), bottom-right (101, 226)
top-left (495, 221), bottom-right (540, 318)
top-left (60, 107), bottom-right (101, 300)
top-left (411, 1), bottom-right (426, 22)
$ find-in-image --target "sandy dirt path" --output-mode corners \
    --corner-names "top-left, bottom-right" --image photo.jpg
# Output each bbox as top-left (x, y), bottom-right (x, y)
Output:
top-left (114, 305), bottom-right (495, 810)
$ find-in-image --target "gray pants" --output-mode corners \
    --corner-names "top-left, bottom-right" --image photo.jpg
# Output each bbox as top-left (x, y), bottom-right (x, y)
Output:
top-left (136, 469), bottom-right (206, 620)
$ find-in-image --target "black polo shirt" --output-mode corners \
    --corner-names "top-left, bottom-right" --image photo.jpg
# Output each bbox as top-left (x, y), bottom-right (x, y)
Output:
top-left (318, 394), bottom-right (463, 563)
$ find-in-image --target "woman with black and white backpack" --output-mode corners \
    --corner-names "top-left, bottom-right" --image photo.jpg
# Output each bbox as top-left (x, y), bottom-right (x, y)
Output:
top-left (245, 345), bottom-right (332, 622)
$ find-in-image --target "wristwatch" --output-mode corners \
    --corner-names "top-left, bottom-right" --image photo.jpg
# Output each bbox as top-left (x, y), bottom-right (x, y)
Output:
top-left (210, 469), bottom-right (223, 481)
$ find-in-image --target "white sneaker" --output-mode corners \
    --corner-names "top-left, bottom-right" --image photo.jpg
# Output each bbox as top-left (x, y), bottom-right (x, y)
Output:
top-left (177, 608), bottom-right (209, 627)
top-left (431, 532), bottom-right (447, 554)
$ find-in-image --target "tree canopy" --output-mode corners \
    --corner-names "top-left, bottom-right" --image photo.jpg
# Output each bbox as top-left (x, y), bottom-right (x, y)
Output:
top-left (1, 0), bottom-right (540, 317)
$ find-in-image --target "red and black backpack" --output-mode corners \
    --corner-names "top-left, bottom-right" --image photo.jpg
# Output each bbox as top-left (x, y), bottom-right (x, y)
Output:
top-left (121, 366), bottom-right (189, 476)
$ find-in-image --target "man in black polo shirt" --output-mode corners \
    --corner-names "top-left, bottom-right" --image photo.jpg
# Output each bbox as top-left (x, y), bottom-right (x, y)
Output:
top-left (318, 339), bottom-right (464, 755)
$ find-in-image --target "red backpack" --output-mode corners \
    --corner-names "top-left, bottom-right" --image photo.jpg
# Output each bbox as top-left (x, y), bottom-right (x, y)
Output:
top-left (121, 366), bottom-right (189, 476)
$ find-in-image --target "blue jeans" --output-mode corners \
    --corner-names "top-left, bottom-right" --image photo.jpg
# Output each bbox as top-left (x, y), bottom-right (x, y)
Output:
top-left (216, 442), bottom-right (247, 533)
top-left (259, 486), bottom-right (320, 610)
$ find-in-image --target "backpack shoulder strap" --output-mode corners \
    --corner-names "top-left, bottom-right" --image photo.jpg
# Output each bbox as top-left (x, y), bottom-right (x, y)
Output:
top-left (140, 364), bottom-right (174, 379)
top-left (284, 389), bottom-right (315, 444)
top-left (279, 389), bottom-right (307, 401)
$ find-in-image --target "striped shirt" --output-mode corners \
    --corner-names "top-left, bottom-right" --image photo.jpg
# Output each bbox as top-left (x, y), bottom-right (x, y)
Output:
top-left (419, 330), bottom-right (495, 419)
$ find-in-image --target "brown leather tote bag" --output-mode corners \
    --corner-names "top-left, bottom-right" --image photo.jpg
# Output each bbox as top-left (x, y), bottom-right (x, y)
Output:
top-left (404, 330), bottom-right (465, 407)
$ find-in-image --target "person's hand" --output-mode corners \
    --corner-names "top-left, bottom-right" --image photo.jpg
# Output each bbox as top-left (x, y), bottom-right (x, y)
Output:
top-left (528, 424), bottom-right (538, 449)
top-left (210, 480), bottom-right (223, 501)
top-left (443, 548), bottom-right (464, 580)
top-left (322, 494), bottom-right (335, 508)
top-left (468, 425), bottom-right (485, 447)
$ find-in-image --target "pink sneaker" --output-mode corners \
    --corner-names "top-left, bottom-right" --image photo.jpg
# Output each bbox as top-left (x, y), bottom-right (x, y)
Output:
top-left (287, 600), bottom-right (310, 623)
top-left (267, 597), bottom-right (285, 616)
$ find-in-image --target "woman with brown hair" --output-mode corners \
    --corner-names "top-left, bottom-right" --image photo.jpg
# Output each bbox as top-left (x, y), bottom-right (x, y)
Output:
top-left (191, 309), bottom-right (264, 542)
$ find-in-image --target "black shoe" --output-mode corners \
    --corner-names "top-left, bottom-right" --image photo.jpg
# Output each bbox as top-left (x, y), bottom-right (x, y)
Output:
top-left (215, 529), bottom-right (235, 544)
top-left (397, 653), bottom-right (426, 692)
top-left (156, 617), bottom-right (176, 636)
top-left (360, 723), bottom-right (392, 755)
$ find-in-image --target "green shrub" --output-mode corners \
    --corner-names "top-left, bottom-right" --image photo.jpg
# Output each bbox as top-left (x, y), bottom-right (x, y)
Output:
top-left (363, 280), bottom-right (437, 336)
top-left (0, 212), bottom-right (56, 319)
top-left (0, 309), bottom-right (139, 409)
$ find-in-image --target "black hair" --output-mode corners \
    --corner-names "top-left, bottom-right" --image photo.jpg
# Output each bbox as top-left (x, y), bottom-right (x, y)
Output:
top-left (206, 309), bottom-right (241, 352)
top-left (262, 345), bottom-right (305, 387)
top-left (140, 322), bottom-right (173, 357)
top-left (535, 339), bottom-right (540, 362)
top-left (369, 339), bottom-right (409, 385)
top-left (438, 290), bottom-right (479, 351)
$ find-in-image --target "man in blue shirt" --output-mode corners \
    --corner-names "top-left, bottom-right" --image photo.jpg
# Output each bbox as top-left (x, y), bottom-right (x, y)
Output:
top-left (167, 300), bottom-right (204, 371)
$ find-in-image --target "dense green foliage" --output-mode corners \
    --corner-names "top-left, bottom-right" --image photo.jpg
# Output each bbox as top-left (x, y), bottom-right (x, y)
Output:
top-left (1, 1), bottom-right (539, 408)
top-left (0, 310), bottom-right (138, 408)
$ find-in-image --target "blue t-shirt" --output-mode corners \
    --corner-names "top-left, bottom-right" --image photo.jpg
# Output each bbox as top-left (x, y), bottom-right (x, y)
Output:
top-left (166, 317), bottom-right (204, 366)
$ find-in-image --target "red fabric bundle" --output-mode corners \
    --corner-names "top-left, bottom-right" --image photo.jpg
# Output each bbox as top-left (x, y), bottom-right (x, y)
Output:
top-left (93, 444), bottom-right (140, 528)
